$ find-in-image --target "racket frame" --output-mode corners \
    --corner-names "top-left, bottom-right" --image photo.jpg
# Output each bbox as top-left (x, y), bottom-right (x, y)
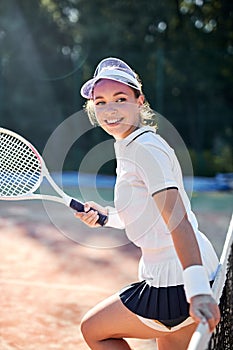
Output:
top-left (0, 127), bottom-right (108, 226)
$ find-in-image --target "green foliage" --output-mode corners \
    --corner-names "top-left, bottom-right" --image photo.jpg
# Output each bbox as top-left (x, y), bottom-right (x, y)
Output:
top-left (0, 0), bottom-right (232, 175)
top-left (190, 145), bottom-right (233, 177)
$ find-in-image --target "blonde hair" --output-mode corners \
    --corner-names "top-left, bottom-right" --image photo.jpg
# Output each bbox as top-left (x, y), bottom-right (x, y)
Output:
top-left (84, 91), bottom-right (158, 129)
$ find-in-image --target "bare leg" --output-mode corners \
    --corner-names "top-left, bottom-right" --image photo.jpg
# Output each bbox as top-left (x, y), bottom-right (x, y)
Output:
top-left (157, 322), bottom-right (197, 350)
top-left (81, 293), bottom-right (170, 350)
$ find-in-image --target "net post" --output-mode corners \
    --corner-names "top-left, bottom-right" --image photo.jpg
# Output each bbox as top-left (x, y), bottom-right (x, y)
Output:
top-left (187, 213), bottom-right (233, 350)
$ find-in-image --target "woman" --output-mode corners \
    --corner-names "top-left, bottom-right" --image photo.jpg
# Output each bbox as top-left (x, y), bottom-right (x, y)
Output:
top-left (75, 57), bottom-right (220, 350)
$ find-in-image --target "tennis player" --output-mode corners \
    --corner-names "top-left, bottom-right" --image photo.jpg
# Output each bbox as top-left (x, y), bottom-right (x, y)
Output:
top-left (75, 57), bottom-right (220, 350)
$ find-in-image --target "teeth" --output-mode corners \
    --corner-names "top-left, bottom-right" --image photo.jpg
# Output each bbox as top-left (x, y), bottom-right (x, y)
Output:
top-left (106, 119), bottom-right (121, 124)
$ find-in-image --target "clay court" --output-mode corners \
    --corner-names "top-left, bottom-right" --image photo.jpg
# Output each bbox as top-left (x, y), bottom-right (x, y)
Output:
top-left (0, 192), bottom-right (232, 349)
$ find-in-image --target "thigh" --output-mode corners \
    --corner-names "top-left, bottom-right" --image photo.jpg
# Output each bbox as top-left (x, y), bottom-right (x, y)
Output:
top-left (157, 322), bottom-right (197, 350)
top-left (81, 293), bottom-right (170, 340)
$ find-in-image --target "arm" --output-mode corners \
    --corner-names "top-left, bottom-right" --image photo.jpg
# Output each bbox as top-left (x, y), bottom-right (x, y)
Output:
top-left (153, 188), bottom-right (202, 268)
top-left (153, 188), bottom-right (220, 331)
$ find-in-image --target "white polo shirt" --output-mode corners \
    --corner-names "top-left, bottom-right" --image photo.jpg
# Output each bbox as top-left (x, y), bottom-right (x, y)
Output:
top-left (106, 126), bottom-right (218, 287)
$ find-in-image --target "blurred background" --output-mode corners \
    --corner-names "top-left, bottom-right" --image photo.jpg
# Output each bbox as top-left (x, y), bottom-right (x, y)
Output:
top-left (0, 0), bottom-right (232, 179)
top-left (0, 2), bottom-right (232, 349)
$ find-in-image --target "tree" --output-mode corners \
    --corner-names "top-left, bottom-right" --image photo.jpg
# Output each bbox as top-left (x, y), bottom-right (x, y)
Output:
top-left (0, 0), bottom-right (232, 175)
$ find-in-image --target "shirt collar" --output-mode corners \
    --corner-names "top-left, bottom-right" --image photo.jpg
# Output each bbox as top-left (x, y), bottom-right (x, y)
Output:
top-left (115, 126), bottom-right (156, 147)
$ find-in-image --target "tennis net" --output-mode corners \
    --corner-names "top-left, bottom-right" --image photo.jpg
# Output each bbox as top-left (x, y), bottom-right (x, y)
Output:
top-left (188, 213), bottom-right (233, 350)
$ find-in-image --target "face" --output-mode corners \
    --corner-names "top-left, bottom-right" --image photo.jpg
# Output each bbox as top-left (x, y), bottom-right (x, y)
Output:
top-left (92, 79), bottom-right (144, 140)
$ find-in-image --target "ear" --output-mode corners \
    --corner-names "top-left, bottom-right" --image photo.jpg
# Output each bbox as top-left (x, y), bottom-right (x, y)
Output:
top-left (137, 94), bottom-right (145, 106)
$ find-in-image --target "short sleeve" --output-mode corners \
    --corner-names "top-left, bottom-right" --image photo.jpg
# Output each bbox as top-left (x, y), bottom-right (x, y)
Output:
top-left (133, 142), bottom-right (178, 195)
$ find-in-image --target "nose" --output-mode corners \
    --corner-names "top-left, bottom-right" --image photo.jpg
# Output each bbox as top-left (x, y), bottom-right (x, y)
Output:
top-left (103, 102), bottom-right (118, 115)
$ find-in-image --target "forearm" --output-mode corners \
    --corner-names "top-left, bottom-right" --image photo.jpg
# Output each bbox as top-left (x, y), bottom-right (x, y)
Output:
top-left (105, 206), bottom-right (125, 229)
top-left (168, 212), bottom-right (213, 301)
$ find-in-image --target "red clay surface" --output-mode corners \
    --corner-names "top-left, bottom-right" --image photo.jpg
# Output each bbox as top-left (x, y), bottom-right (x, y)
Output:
top-left (0, 200), bottom-right (231, 349)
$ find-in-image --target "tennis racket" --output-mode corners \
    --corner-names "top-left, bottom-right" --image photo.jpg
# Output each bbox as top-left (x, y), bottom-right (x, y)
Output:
top-left (0, 127), bottom-right (108, 226)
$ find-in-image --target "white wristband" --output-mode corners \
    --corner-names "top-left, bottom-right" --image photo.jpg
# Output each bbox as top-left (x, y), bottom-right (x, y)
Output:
top-left (105, 206), bottom-right (125, 229)
top-left (183, 265), bottom-right (213, 302)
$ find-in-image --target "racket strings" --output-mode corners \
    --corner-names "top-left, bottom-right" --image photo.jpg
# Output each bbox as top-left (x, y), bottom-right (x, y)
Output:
top-left (0, 132), bottom-right (42, 196)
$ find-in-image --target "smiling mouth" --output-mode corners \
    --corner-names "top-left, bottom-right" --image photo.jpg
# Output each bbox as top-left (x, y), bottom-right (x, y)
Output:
top-left (105, 118), bottom-right (123, 126)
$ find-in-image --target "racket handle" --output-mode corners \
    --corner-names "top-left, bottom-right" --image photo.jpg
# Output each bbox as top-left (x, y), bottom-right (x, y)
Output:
top-left (69, 199), bottom-right (108, 226)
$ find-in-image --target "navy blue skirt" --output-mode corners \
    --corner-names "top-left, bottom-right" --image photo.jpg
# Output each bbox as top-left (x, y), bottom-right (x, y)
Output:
top-left (119, 280), bottom-right (189, 327)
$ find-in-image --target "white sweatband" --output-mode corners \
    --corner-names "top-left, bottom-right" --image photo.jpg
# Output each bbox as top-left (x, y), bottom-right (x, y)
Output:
top-left (105, 206), bottom-right (125, 229)
top-left (183, 265), bottom-right (213, 302)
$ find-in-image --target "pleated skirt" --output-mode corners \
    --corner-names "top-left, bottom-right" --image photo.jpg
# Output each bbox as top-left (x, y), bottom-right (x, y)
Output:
top-left (119, 232), bottom-right (218, 329)
top-left (119, 280), bottom-right (189, 327)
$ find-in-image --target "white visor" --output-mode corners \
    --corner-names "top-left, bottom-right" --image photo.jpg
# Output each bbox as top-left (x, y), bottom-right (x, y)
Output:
top-left (80, 57), bottom-right (142, 99)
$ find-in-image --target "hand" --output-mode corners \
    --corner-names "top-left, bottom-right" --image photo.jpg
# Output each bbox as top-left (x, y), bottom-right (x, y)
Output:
top-left (189, 294), bottom-right (220, 332)
top-left (74, 201), bottom-right (108, 228)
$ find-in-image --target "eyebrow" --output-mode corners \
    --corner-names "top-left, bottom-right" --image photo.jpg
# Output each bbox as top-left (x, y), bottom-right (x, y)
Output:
top-left (94, 91), bottom-right (128, 100)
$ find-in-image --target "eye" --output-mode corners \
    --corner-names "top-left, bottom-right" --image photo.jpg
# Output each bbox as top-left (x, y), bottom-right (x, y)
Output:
top-left (116, 97), bottom-right (127, 103)
top-left (94, 100), bottom-right (105, 106)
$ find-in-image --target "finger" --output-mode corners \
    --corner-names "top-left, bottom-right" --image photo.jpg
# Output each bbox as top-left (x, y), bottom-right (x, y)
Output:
top-left (85, 210), bottom-right (99, 224)
top-left (74, 209), bottom-right (98, 226)
top-left (84, 203), bottom-right (91, 212)
top-left (206, 315), bottom-right (217, 332)
top-left (74, 212), bottom-right (86, 219)
top-left (74, 212), bottom-right (91, 224)
top-left (85, 201), bottom-right (96, 208)
top-left (206, 310), bottom-right (221, 332)
top-left (190, 308), bottom-right (205, 324)
top-left (192, 308), bottom-right (219, 333)
top-left (82, 210), bottom-right (100, 227)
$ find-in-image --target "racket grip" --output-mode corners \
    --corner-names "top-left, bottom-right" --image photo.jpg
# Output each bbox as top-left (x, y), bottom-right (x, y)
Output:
top-left (69, 199), bottom-right (108, 226)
